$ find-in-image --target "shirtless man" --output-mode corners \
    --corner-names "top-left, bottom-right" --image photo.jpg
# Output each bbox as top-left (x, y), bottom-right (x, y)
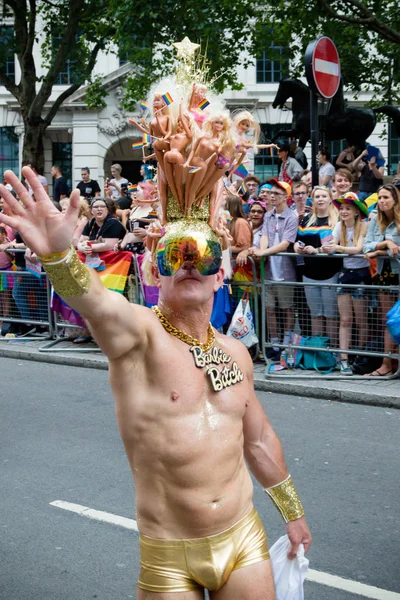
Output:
top-left (0, 167), bottom-right (311, 599)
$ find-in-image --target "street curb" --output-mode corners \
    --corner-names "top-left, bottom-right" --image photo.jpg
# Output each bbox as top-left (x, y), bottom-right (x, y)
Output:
top-left (253, 378), bottom-right (400, 409)
top-left (0, 346), bottom-right (108, 370)
top-left (1, 345), bottom-right (399, 409)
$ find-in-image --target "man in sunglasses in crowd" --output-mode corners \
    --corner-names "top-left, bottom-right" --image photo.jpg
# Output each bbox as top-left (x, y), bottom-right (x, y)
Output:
top-left (0, 167), bottom-right (311, 600)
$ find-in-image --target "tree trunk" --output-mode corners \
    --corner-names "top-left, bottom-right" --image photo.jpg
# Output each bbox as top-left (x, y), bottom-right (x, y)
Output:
top-left (21, 118), bottom-right (46, 174)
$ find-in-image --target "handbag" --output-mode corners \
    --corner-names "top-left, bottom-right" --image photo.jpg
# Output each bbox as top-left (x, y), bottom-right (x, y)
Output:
top-left (295, 336), bottom-right (336, 373)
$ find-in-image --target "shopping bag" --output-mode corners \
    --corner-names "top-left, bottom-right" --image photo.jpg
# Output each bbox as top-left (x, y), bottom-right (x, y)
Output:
top-left (295, 336), bottom-right (336, 373)
top-left (270, 535), bottom-right (309, 600)
top-left (227, 295), bottom-right (258, 348)
top-left (387, 299), bottom-right (400, 344)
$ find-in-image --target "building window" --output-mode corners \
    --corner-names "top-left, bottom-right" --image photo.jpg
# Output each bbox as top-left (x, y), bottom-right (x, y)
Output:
top-left (326, 139), bottom-right (347, 166)
top-left (52, 142), bottom-right (72, 189)
top-left (52, 32), bottom-right (78, 86)
top-left (0, 127), bottom-right (19, 175)
top-left (256, 40), bottom-right (288, 83)
top-left (389, 124), bottom-right (400, 177)
top-left (0, 26), bottom-right (15, 84)
top-left (254, 124), bottom-right (292, 181)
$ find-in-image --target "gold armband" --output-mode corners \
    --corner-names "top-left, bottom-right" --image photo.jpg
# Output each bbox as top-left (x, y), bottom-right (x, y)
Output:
top-left (40, 245), bottom-right (91, 297)
top-left (264, 475), bottom-right (304, 523)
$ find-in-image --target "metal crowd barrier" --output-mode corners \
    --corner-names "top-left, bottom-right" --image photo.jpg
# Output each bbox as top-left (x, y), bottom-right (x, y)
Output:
top-left (1, 249), bottom-right (398, 380)
top-left (0, 259), bottom-right (53, 340)
top-left (260, 253), bottom-right (400, 379)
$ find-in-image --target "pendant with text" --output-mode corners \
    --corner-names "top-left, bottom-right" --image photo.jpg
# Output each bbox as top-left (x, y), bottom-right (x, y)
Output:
top-left (190, 346), bottom-right (244, 392)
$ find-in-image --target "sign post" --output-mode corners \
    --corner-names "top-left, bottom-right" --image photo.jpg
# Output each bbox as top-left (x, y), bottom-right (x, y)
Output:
top-left (305, 36), bottom-right (341, 187)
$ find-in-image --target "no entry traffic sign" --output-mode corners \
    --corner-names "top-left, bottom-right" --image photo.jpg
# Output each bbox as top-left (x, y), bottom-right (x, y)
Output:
top-left (305, 36), bottom-right (341, 99)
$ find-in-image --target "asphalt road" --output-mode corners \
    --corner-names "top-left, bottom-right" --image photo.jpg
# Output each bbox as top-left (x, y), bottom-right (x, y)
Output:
top-left (1, 358), bottom-right (399, 600)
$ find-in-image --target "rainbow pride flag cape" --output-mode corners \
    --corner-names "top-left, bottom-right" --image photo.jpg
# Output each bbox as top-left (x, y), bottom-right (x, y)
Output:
top-left (233, 163), bottom-right (249, 179)
top-left (198, 98), bottom-right (210, 110)
top-left (139, 100), bottom-right (149, 111)
top-left (162, 92), bottom-right (173, 106)
top-left (132, 140), bottom-right (143, 150)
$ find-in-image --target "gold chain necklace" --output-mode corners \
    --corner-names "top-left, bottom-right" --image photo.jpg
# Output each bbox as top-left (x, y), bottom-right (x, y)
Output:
top-left (151, 305), bottom-right (244, 393)
top-left (152, 306), bottom-right (215, 352)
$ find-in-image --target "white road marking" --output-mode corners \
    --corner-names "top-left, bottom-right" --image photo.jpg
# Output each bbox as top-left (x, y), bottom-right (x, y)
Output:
top-left (314, 58), bottom-right (339, 76)
top-left (50, 500), bottom-right (400, 599)
top-left (307, 569), bottom-right (400, 599)
top-left (49, 500), bottom-right (138, 532)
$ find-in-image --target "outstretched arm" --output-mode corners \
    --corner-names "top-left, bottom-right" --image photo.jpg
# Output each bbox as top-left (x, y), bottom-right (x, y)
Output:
top-left (242, 351), bottom-right (312, 557)
top-left (0, 168), bottom-right (152, 361)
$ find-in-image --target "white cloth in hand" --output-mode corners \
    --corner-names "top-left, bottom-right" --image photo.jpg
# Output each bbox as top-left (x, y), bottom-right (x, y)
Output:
top-left (270, 535), bottom-right (309, 600)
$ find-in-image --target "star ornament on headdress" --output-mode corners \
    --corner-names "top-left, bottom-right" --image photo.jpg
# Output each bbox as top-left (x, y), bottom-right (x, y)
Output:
top-left (172, 37), bottom-right (200, 58)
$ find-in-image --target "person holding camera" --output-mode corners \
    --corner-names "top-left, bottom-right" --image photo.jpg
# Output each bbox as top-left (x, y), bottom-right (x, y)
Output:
top-left (106, 163), bottom-right (128, 200)
top-left (352, 148), bottom-right (384, 201)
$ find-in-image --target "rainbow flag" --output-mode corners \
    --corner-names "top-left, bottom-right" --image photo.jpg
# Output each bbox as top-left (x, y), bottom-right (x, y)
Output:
top-left (143, 133), bottom-right (152, 144)
top-left (132, 140), bottom-right (143, 150)
top-left (239, 182), bottom-right (247, 194)
top-left (128, 184), bottom-right (138, 193)
top-left (162, 92), bottom-right (173, 106)
top-left (233, 163), bottom-right (248, 179)
top-left (53, 252), bottom-right (133, 327)
top-left (189, 166), bottom-right (202, 173)
top-left (77, 250), bottom-right (132, 294)
top-left (139, 100), bottom-right (149, 111)
top-left (198, 98), bottom-right (210, 110)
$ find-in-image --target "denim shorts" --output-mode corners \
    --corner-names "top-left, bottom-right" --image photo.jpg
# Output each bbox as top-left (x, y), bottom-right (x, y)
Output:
top-left (337, 267), bottom-right (371, 299)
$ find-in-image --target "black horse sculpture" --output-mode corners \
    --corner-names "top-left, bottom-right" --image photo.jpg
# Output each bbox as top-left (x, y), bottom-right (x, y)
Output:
top-left (272, 78), bottom-right (400, 148)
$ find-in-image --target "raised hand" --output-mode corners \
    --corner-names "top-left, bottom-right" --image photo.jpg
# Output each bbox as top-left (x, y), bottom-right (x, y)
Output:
top-left (0, 167), bottom-right (80, 257)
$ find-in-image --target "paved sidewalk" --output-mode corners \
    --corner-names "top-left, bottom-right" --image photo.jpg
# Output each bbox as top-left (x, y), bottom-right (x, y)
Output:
top-left (1, 336), bottom-right (399, 409)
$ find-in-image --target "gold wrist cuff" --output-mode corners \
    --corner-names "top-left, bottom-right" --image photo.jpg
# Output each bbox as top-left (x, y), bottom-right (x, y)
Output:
top-left (42, 245), bottom-right (91, 297)
top-left (264, 475), bottom-right (304, 523)
top-left (37, 248), bottom-right (70, 263)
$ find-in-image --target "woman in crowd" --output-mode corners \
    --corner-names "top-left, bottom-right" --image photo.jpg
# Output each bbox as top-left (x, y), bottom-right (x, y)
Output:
top-left (294, 185), bottom-right (341, 346)
top-left (323, 193), bottom-right (370, 375)
top-left (257, 184), bottom-right (273, 212)
top-left (74, 198), bottom-right (126, 343)
top-left (363, 184), bottom-right (400, 376)
top-left (225, 194), bottom-right (252, 258)
top-left (236, 199), bottom-right (267, 265)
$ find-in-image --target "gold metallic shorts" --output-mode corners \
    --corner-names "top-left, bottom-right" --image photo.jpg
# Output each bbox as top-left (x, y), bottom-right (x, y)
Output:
top-left (138, 507), bottom-right (269, 593)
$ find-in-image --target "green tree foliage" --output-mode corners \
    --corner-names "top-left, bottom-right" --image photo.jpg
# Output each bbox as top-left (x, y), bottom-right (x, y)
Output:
top-left (256, 0), bottom-right (400, 104)
top-left (110, 0), bottom-right (262, 110)
top-left (0, 0), bottom-right (115, 170)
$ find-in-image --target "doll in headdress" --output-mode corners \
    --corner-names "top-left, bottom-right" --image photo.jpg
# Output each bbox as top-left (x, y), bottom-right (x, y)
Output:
top-left (196, 112), bottom-right (242, 203)
top-left (129, 93), bottom-right (172, 172)
top-left (182, 113), bottom-right (230, 217)
top-left (233, 110), bottom-right (279, 154)
top-left (163, 103), bottom-right (193, 210)
top-left (188, 83), bottom-right (208, 128)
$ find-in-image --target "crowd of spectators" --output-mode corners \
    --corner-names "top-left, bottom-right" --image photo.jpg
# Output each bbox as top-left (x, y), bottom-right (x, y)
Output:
top-left (0, 149), bottom-right (399, 377)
